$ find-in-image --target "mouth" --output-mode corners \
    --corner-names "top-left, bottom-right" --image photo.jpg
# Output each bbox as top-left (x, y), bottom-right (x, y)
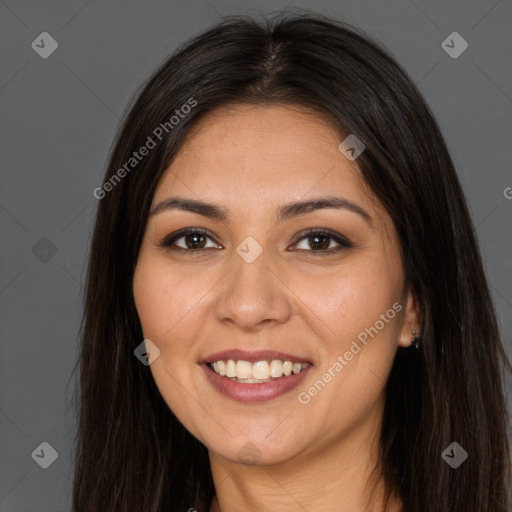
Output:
top-left (199, 349), bottom-right (314, 403)
top-left (206, 359), bottom-right (311, 383)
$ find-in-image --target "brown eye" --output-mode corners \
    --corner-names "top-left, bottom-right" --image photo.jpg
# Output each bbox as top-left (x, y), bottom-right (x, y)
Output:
top-left (160, 228), bottom-right (221, 251)
top-left (292, 229), bottom-right (353, 253)
top-left (304, 234), bottom-right (331, 250)
top-left (182, 232), bottom-right (207, 249)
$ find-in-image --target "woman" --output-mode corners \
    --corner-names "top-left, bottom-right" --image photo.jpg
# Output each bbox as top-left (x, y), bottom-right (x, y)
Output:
top-left (73, 12), bottom-right (511, 512)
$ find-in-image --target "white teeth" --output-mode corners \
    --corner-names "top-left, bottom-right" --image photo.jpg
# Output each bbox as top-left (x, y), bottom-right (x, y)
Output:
top-left (253, 361), bottom-right (270, 380)
top-left (225, 360), bottom-right (236, 378)
top-left (236, 360), bottom-right (253, 379)
top-left (230, 377), bottom-right (273, 383)
top-left (270, 360), bottom-right (284, 378)
top-left (209, 359), bottom-right (310, 381)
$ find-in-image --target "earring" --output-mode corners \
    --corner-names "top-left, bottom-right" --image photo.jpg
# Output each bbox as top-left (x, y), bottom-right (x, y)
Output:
top-left (412, 330), bottom-right (420, 349)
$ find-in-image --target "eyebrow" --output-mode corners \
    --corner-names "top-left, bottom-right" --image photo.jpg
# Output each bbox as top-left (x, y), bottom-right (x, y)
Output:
top-left (150, 195), bottom-right (372, 226)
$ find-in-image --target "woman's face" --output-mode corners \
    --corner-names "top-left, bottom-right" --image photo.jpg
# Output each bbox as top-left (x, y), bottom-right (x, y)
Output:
top-left (133, 104), bottom-right (419, 466)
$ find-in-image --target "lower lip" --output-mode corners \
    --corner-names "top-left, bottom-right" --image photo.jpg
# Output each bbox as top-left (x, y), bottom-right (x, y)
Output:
top-left (200, 363), bottom-right (313, 403)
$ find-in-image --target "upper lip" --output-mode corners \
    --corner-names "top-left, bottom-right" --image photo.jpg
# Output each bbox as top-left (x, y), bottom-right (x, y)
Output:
top-left (199, 349), bottom-right (312, 365)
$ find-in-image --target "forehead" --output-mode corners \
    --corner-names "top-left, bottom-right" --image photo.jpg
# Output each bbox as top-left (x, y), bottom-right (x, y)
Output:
top-left (153, 104), bottom-right (378, 218)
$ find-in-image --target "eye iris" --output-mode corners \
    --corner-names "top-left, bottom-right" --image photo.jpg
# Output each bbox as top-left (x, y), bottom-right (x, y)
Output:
top-left (185, 233), bottom-right (207, 249)
top-left (309, 234), bottom-right (330, 250)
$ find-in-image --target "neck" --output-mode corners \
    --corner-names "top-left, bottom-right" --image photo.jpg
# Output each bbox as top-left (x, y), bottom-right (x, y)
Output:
top-left (208, 400), bottom-right (401, 512)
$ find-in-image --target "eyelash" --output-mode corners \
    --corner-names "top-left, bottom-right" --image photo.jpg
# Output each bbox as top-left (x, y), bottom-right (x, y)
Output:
top-left (159, 228), bottom-right (353, 255)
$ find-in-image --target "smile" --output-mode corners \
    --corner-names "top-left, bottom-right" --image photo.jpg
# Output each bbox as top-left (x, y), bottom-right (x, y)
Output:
top-left (208, 359), bottom-right (311, 382)
top-left (199, 349), bottom-right (313, 403)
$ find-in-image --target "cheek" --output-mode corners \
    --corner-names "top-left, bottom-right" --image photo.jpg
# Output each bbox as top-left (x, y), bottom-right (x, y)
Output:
top-left (295, 256), bottom-right (403, 404)
top-left (296, 260), bottom-right (402, 346)
top-left (133, 256), bottom-right (206, 421)
top-left (133, 256), bottom-right (205, 343)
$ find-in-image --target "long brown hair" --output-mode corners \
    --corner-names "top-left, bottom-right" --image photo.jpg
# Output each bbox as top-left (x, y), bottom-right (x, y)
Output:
top-left (72, 11), bottom-right (511, 511)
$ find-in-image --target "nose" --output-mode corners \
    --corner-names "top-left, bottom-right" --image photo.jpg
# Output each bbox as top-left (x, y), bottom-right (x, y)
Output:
top-left (213, 248), bottom-right (293, 332)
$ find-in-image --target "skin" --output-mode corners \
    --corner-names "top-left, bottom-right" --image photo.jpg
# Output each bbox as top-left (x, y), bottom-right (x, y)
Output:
top-left (133, 104), bottom-right (421, 512)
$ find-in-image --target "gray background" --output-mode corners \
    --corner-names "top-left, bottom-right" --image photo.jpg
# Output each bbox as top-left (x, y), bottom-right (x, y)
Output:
top-left (1, 0), bottom-right (511, 510)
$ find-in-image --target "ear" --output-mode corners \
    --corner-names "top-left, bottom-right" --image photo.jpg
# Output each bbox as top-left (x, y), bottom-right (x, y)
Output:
top-left (398, 288), bottom-right (422, 348)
